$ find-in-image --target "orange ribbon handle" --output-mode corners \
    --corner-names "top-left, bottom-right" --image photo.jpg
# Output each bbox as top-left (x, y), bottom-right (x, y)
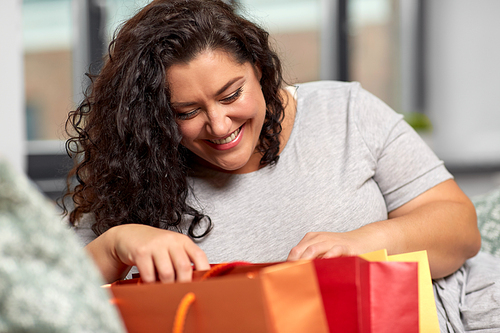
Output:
top-left (172, 292), bottom-right (196, 333)
top-left (201, 261), bottom-right (252, 280)
top-left (172, 261), bottom-right (252, 332)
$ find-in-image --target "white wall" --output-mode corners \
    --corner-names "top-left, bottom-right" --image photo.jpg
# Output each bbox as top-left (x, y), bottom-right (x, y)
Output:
top-left (426, 0), bottom-right (500, 168)
top-left (0, 0), bottom-right (25, 172)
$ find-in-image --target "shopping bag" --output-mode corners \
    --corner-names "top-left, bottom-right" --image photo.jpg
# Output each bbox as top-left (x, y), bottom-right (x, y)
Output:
top-left (109, 255), bottom-right (420, 333)
top-left (313, 255), bottom-right (419, 333)
top-left (366, 250), bottom-right (440, 333)
top-left (108, 260), bottom-right (330, 333)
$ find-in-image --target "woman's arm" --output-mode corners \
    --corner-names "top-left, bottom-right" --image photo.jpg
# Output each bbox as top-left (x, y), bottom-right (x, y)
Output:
top-left (288, 179), bottom-right (481, 279)
top-left (85, 224), bottom-right (210, 283)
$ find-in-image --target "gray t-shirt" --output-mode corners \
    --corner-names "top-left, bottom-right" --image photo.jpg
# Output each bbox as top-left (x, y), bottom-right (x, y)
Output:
top-left (187, 81), bottom-right (452, 263)
top-left (74, 81), bottom-right (452, 264)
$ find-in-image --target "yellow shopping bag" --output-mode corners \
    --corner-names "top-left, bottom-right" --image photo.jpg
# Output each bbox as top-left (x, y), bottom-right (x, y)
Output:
top-left (360, 250), bottom-right (440, 333)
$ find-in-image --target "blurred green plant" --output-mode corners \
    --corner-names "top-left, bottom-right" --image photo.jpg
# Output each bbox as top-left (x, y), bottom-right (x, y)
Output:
top-left (401, 112), bottom-right (433, 132)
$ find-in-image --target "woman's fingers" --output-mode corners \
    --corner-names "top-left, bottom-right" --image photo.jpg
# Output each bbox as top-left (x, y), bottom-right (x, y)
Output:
top-left (289, 242), bottom-right (351, 261)
top-left (153, 241), bottom-right (209, 283)
top-left (186, 241), bottom-right (210, 271)
top-left (113, 224), bottom-right (209, 283)
top-left (134, 255), bottom-right (158, 283)
top-left (169, 245), bottom-right (194, 283)
top-left (287, 232), bottom-right (323, 260)
top-left (287, 232), bottom-right (354, 261)
top-left (288, 241), bottom-right (326, 260)
top-left (152, 251), bottom-right (175, 283)
top-left (322, 244), bottom-right (351, 258)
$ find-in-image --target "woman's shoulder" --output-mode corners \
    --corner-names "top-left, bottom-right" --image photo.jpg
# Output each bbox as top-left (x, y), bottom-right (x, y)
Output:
top-left (294, 80), bottom-right (368, 115)
top-left (292, 80), bottom-right (365, 119)
top-left (295, 80), bottom-right (399, 120)
top-left (295, 80), bottom-right (361, 96)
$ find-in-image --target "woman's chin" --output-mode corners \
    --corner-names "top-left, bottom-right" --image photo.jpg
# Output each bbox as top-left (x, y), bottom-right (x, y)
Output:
top-left (211, 152), bottom-right (263, 174)
top-left (210, 160), bottom-right (248, 172)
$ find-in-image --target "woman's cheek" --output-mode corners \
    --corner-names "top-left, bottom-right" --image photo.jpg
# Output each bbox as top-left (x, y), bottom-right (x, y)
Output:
top-left (178, 121), bottom-right (199, 141)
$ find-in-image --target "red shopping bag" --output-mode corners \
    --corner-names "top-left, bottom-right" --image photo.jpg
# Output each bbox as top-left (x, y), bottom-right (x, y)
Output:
top-left (313, 256), bottom-right (419, 333)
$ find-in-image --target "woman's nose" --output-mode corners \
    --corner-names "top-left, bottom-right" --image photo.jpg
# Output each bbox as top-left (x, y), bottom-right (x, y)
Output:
top-left (206, 106), bottom-right (232, 138)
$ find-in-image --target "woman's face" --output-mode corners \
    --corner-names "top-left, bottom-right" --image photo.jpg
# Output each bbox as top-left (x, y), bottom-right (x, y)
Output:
top-left (167, 50), bottom-right (267, 173)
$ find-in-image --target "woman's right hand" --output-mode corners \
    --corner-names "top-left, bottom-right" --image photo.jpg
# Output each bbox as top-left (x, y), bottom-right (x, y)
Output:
top-left (85, 224), bottom-right (210, 284)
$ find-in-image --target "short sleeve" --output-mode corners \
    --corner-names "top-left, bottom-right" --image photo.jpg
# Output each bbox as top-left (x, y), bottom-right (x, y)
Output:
top-left (352, 86), bottom-right (453, 212)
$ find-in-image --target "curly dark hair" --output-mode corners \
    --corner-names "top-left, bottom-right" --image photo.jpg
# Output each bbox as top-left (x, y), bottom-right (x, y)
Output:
top-left (63, 0), bottom-right (285, 237)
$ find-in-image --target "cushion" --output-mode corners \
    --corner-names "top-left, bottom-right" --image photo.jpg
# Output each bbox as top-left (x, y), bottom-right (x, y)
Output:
top-left (0, 157), bottom-right (125, 332)
top-left (472, 188), bottom-right (500, 257)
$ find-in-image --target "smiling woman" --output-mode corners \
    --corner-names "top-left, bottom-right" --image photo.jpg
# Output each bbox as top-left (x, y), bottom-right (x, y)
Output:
top-left (63, 0), bottom-right (500, 331)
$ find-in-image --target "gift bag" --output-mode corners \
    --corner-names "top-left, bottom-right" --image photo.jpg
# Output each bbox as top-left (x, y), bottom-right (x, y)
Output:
top-left (364, 250), bottom-right (440, 333)
top-left (108, 254), bottom-right (420, 333)
top-left (108, 260), bottom-right (329, 333)
top-left (313, 256), bottom-right (419, 333)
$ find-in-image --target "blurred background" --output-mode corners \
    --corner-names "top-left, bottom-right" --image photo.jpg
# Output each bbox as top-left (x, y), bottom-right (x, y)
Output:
top-left (1, 0), bottom-right (500, 202)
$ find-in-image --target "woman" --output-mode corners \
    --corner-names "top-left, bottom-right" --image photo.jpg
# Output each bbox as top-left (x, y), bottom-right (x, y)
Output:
top-left (65, 0), bottom-right (499, 330)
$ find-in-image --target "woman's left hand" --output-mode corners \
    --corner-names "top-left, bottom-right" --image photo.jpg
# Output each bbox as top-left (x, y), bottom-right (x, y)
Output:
top-left (287, 231), bottom-right (372, 261)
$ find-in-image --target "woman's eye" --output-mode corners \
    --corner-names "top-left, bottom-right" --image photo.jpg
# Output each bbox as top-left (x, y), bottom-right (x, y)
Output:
top-left (176, 109), bottom-right (199, 120)
top-left (221, 87), bottom-right (243, 103)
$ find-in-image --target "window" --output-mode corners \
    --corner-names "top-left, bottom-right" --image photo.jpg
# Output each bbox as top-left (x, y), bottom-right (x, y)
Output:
top-left (238, 0), bottom-right (323, 84)
top-left (24, 0), bottom-right (73, 141)
top-left (23, 0), bottom-right (74, 201)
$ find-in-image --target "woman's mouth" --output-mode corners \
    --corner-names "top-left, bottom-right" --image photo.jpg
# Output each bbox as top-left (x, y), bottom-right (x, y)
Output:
top-left (205, 125), bottom-right (245, 150)
top-left (209, 127), bottom-right (241, 145)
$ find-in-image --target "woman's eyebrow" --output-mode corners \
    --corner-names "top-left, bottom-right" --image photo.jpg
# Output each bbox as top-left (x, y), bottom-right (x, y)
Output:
top-left (171, 76), bottom-right (244, 108)
top-left (170, 101), bottom-right (197, 108)
top-left (215, 76), bottom-right (244, 95)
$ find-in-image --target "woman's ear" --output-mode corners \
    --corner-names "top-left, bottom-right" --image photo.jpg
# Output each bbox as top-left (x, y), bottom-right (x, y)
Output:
top-left (253, 63), bottom-right (263, 82)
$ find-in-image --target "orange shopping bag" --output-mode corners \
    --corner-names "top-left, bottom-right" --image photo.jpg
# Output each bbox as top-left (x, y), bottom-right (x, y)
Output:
top-left (108, 260), bottom-right (329, 333)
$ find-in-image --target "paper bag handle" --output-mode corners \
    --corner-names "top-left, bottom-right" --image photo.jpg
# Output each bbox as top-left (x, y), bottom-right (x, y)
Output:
top-left (172, 262), bottom-right (251, 333)
top-left (172, 292), bottom-right (196, 333)
top-left (201, 261), bottom-right (251, 280)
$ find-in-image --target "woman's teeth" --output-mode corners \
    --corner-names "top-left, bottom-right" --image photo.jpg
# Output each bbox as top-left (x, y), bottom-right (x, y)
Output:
top-left (210, 128), bottom-right (241, 145)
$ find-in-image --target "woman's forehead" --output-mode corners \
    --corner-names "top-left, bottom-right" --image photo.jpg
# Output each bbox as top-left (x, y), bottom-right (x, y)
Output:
top-left (167, 50), bottom-right (253, 98)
